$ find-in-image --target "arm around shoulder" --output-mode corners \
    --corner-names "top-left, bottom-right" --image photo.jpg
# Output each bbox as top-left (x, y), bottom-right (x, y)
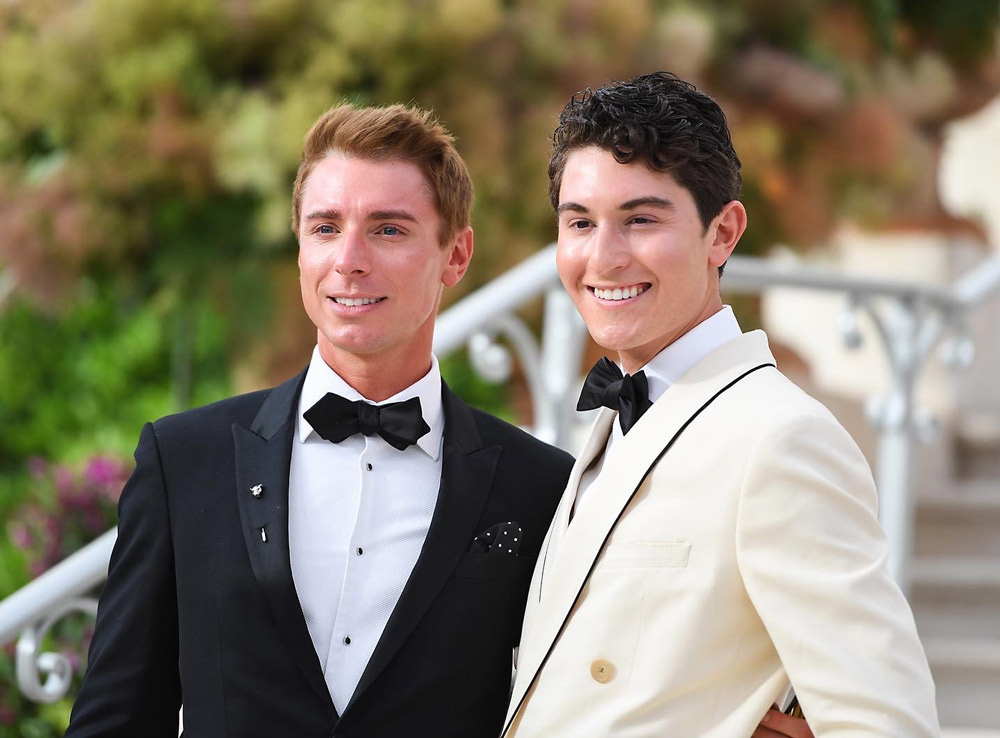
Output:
top-left (66, 422), bottom-right (181, 738)
top-left (736, 409), bottom-right (940, 736)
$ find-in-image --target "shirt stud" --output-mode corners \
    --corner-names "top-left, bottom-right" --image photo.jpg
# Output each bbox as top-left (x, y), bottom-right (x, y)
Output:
top-left (251, 483), bottom-right (263, 498)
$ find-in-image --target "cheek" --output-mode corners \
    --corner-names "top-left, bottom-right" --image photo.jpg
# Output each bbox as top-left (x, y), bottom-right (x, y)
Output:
top-left (555, 249), bottom-right (580, 289)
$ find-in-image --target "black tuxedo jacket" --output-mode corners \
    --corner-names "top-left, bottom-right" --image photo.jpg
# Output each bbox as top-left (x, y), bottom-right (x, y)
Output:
top-left (66, 370), bottom-right (572, 738)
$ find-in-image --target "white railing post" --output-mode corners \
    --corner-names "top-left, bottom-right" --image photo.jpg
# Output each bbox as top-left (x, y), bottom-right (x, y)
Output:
top-left (538, 286), bottom-right (588, 450)
top-left (864, 299), bottom-right (924, 592)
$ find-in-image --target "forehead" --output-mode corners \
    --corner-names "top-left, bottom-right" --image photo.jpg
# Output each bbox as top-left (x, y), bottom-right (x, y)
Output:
top-left (559, 146), bottom-right (690, 205)
top-left (301, 153), bottom-right (437, 213)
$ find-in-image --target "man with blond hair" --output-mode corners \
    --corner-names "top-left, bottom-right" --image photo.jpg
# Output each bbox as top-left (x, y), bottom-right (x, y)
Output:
top-left (66, 103), bottom-right (572, 738)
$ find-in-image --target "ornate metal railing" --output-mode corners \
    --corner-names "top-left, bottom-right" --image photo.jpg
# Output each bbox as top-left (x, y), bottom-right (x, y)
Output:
top-left (2, 242), bottom-right (999, 702)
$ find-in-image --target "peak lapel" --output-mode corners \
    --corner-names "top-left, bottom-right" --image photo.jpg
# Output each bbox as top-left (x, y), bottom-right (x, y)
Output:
top-left (232, 369), bottom-right (335, 715)
top-left (534, 408), bottom-right (615, 603)
top-left (504, 332), bottom-right (776, 733)
top-left (347, 383), bottom-right (500, 711)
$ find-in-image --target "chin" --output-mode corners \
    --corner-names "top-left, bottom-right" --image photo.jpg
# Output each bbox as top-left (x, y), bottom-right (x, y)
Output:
top-left (587, 332), bottom-right (629, 354)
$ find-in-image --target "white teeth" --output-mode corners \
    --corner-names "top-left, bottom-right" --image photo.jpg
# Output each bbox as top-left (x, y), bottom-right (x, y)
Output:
top-left (593, 286), bottom-right (645, 301)
top-left (333, 297), bottom-right (383, 306)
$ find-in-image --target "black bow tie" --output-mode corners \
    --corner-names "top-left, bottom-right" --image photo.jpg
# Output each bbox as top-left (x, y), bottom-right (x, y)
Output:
top-left (577, 357), bottom-right (652, 435)
top-left (304, 393), bottom-right (430, 451)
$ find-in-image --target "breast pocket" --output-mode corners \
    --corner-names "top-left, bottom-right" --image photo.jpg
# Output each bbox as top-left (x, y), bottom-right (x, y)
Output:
top-left (451, 552), bottom-right (535, 581)
top-left (600, 541), bottom-right (692, 569)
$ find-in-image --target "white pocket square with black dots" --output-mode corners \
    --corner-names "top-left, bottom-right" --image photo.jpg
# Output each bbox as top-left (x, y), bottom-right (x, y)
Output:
top-left (470, 521), bottom-right (523, 555)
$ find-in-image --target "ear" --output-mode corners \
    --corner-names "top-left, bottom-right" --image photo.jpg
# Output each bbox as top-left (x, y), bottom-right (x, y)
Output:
top-left (442, 226), bottom-right (474, 287)
top-left (707, 200), bottom-right (747, 268)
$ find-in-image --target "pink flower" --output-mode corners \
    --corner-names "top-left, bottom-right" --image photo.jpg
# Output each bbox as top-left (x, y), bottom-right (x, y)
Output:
top-left (84, 456), bottom-right (123, 487)
top-left (53, 464), bottom-right (75, 498)
top-left (9, 523), bottom-right (32, 550)
top-left (26, 456), bottom-right (48, 479)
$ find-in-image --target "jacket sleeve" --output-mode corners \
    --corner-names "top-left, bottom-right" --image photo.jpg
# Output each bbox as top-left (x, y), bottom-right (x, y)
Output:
top-left (66, 422), bottom-right (181, 737)
top-left (735, 409), bottom-right (940, 737)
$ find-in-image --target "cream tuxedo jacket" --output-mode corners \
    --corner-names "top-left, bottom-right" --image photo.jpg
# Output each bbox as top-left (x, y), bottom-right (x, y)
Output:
top-left (503, 331), bottom-right (938, 737)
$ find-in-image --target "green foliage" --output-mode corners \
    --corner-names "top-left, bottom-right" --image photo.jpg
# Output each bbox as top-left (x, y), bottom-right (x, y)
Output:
top-left (440, 352), bottom-right (513, 424)
top-left (0, 455), bottom-right (125, 735)
top-left (0, 283), bottom-right (230, 466)
top-left (0, 5), bottom-right (998, 728)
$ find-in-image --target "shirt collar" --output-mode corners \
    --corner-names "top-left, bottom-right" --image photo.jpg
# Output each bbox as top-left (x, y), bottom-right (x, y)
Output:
top-left (637, 305), bottom-right (743, 404)
top-left (297, 346), bottom-right (444, 460)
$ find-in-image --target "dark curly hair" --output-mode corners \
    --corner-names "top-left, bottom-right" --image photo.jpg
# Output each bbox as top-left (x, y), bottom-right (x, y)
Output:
top-left (548, 72), bottom-right (742, 231)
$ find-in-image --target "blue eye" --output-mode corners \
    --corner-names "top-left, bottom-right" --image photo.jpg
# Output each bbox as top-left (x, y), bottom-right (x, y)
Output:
top-left (318, 225), bottom-right (334, 235)
top-left (381, 225), bottom-right (400, 236)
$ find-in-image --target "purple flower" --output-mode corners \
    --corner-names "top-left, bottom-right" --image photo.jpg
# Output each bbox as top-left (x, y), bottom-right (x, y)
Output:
top-left (0, 705), bottom-right (15, 724)
top-left (84, 508), bottom-right (107, 536)
top-left (63, 648), bottom-right (82, 672)
top-left (9, 523), bottom-right (32, 550)
top-left (26, 456), bottom-right (48, 479)
top-left (53, 464), bottom-right (75, 498)
top-left (84, 456), bottom-right (123, 487)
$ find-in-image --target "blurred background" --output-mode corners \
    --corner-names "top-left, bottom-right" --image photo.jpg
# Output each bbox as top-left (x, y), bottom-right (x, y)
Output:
top-left (1, 0), bottom-right (999, 734)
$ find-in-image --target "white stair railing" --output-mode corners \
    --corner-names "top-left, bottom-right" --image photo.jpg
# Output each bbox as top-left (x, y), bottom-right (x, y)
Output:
top-left (2, 242), bottom-right (1000, 703)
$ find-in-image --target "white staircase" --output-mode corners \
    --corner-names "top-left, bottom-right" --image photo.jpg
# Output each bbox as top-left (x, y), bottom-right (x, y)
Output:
top-left (912, 472), bottom-right (1000, 729)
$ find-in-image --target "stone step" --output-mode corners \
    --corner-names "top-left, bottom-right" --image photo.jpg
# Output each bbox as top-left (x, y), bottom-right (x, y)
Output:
top-left (955, 414), bottom-right (1000, 479)
top-left (911, 555), bottom-right (1000, 640)
top-left (913, 587), bottom-right (1000, 641)
top-left (924, 637), bottom-right (1000, 730)
top-left (911, 557), bottom-right (1000, 589)
top-left (914, 483), bottom-right (1000, 558)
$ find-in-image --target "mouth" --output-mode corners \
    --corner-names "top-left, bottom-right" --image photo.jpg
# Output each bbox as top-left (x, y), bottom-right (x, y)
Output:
top-left (329, 296), bottom-right (386, 307)
top-left (589, 284), bottom-right (648, 302)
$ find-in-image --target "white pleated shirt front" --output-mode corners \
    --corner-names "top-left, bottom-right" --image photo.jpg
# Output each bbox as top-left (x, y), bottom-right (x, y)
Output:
top-left (288, 347), bottom-right (444, 712)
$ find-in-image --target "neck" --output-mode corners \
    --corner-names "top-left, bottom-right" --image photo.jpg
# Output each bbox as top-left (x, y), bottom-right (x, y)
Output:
top-left (317, 343), bottom-right (433, 402)
top-left (618, 299), bottom-right (726, 375)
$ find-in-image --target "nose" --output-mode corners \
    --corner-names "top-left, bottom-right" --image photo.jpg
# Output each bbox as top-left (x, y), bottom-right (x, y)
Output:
top-left (589, 223), bottom-right (629, 274)
top-left (333, 226), bottom-right (371, 276)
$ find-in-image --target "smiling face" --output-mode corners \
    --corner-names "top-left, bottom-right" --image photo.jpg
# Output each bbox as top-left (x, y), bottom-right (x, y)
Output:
top-left (297, 153), bottom-right (472, 395)
top-left (556, 146), bottom-right (745, 373)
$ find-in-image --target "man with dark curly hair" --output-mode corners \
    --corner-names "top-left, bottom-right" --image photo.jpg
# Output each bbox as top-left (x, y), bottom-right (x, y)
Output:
top-left (503, 72), bottom-right (939, 737)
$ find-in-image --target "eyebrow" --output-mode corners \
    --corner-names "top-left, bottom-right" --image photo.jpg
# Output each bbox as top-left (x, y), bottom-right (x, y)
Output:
top-left (368, 210), bottom-right (417, 223)
top-left (302, 208), bottom-right (419, 223)
top-left (303, 208), bottom-right (341, 222)
top-left (619, 196), bottom-right (675, 211)
top-left (556, 196), bottom-right (676, 215)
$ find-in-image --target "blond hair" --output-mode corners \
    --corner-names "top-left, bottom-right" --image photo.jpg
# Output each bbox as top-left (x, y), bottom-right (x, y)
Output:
top-left (291, 103), bottom-right (473, 244)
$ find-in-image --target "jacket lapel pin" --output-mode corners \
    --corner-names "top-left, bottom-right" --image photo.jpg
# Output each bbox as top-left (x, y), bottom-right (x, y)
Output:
top-left (250, 483), bottom-right (263, 498)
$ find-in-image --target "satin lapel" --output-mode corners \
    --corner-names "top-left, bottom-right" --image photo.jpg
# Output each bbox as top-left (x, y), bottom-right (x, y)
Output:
top-left (504, 332), bottom-right (776, 732)
top-left (347, 384), bottom-right (500, 711)
top-left (534, 408), bottom-right (615, 604)
top-left (232, 369), bottom-right (335, 715)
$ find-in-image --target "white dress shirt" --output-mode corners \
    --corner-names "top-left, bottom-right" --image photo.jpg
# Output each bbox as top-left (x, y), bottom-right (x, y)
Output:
top-left (288, 346), bottom-right (444, 712)
top-left (574, 306), bottom-right (743, 515)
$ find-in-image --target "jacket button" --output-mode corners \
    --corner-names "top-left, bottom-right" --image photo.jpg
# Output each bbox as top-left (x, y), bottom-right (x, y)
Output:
top-left (590, 659), bottom-right (615, 683)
